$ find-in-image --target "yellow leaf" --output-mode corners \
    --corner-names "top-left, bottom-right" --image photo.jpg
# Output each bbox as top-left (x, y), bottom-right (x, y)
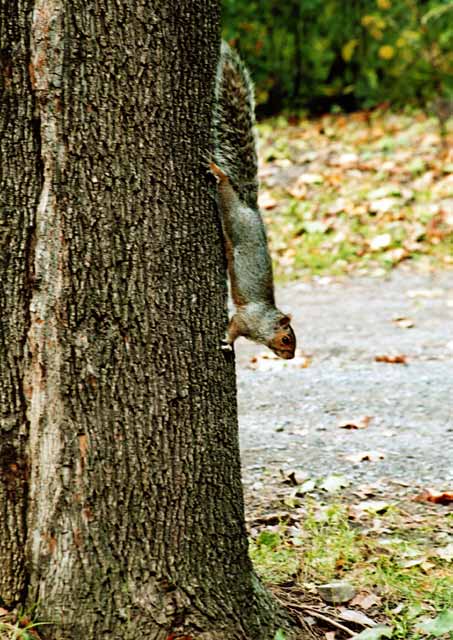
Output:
top-left (379, 45), bottom-right (395, 59)
top-left (342, 39), bottom-right (359, 62)
top-left (361, 15), bottom-right (375, 26)
top-left (377, 0), bottom-right (391, 9)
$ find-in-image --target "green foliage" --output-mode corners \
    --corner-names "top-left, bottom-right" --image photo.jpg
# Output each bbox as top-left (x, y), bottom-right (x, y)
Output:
top-left (222, 0), bottom-right (453, 113)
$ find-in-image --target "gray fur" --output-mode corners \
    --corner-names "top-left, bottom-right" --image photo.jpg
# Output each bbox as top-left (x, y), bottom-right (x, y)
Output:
top-left (212, 42), bottom-right (296, 359)
top-left (213, 42), bottom-right (259, 209)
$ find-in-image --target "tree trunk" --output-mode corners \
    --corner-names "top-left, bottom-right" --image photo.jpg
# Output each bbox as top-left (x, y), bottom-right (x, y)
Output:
top-left (0, 0), bottom-right (41, 604)
top-left (1, 1), bottom-right (291, 638)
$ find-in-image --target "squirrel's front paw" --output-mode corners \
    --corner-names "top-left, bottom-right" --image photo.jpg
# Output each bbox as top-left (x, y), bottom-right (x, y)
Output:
top-left (220, 338), bottom-right (233, 352)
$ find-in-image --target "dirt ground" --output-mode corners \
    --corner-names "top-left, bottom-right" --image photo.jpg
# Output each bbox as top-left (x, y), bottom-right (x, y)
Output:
top-left (236, 268), bottom-right (453, 493)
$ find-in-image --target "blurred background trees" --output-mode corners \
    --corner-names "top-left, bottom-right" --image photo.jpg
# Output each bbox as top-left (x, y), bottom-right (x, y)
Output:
top-left (222, 0), bottom-right (453, 116)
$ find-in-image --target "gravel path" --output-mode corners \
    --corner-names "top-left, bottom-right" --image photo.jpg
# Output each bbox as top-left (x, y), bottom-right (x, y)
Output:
top-left (236, 269), bottom-right (453, 490)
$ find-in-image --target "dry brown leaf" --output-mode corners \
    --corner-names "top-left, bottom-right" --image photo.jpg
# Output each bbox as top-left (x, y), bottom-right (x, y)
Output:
top-left (392, 316), bottom-right (415, 328)
top-left (339, 416), bottom-right (372, 430)
top-left (345, 451), bottom-right (386, 463)
top-left (375, 354), bottom-right (408, 364)
top-left (350, 592), bottom-right (382, 610)
top-left (413, 489), bottom-right (453, 505)
top-left (252, 511), bottom-right (292, 525)
top-left (281, 470), bottom-right (309, 486)
top-left (258, 191), bottom-right (278, 210)
top-left (286, 179), bottom-right (308, 200)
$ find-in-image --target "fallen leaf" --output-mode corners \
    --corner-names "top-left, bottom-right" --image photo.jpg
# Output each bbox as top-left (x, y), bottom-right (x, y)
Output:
top-left (281, 470), bottom-right (309, 486)
top-left (304, 220), bottom-right (330, 233)
top-left (327, 198), bottom-right (348, 214)
top-left (369, 233), bottom-right (392, 250)
top-left (416, 610), bottom-right (453, 636)
top-left (331, 152), bottom-right (359, 166)
top-left (383, 247), bottom-right (408, 264)
top-left (338, 608), bottom-right (376, 627)
top-left (414, 489), bottom-right (453, 505)
top-left (368, 184), bottom-right (403, 199)
top-left (400, 557), bottom-right (429, 569)
top-left (339, 416), bottom-right (372, 429)
top-left (297, 172), bottom-right (324, 184)
top-left (353, 626), bottom-right (393, 640)
top-left (369, 198), bottom-right (400, 214)
top-left (287, 179), bottom-right (308, 200)
top-left (345, 451), bottom-right (386, 463)
top-left (392, 316), bottom-right (415, 328)
top-left (253, 512), bottom-right (292, 525)
top-left (258, 191), bottom-right (278, 210)
top-left (355, 500), bottom-right (391, 515)
top-left (295, 479), bottom-right (317, 495)
top-left (375, 354), bottom-right (408, 364)
top-left (319, 474), bottom-right (349, 493)
top-left (436, 543), bottom-right (453, 562)
top-left (350, 592), bottom-right (382, 610)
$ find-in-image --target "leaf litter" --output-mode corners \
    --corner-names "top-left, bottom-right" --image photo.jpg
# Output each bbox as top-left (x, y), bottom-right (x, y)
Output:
top-left (245, 461), bottom-right (453, 639)
top-left (258, 109), bottom-right (453, 280)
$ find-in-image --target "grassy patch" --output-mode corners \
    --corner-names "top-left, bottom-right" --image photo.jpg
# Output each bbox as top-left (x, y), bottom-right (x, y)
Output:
top-left (258, 109), bottom-right (453, 280)
top-left (249, 494), bottom-right (453, 638)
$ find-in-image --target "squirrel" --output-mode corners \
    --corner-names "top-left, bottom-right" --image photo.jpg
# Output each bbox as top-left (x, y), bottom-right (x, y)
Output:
top-left (210, 41), bottom-right (296, 360)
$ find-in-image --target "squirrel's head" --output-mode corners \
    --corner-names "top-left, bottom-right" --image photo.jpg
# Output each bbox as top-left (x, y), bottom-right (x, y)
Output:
top-left (268, 315), bottom-right (296, 360)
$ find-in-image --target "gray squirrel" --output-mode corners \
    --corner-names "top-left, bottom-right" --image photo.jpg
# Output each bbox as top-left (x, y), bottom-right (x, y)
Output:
top-left (210, 41), bottom-right (296, 360)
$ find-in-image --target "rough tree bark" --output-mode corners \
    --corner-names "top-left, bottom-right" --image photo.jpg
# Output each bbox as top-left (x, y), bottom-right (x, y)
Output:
top-left (1, 1), bottom-right (291, 639)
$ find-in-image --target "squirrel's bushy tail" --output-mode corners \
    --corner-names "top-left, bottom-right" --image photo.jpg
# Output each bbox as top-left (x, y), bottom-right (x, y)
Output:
top-left (213, 42), bottom-right (259, 210)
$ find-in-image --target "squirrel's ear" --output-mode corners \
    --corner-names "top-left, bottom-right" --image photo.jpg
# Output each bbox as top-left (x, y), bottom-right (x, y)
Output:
top-left (278, 314), bottom-right (292, 328)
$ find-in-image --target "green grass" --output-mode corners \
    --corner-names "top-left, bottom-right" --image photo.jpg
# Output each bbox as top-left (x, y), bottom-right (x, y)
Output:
top-left (0, 607), bottom-right (49, 640)
top-left (250, 529), bottom-right (300, 583)
top-left (250, 499), bottom-right (453, 639)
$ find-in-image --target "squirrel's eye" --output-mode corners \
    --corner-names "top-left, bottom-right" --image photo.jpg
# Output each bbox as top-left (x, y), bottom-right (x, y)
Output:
top-left (281, 336), bottom-right (290, 345)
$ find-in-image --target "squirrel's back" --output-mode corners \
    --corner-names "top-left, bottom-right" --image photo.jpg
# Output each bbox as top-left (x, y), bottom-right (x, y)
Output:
top-left (213, 42), bottom-right (259, 210)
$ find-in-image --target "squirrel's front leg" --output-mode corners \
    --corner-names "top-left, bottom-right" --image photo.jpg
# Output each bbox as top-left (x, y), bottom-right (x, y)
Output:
top-left (220, 314), bottom-right (245, 351)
